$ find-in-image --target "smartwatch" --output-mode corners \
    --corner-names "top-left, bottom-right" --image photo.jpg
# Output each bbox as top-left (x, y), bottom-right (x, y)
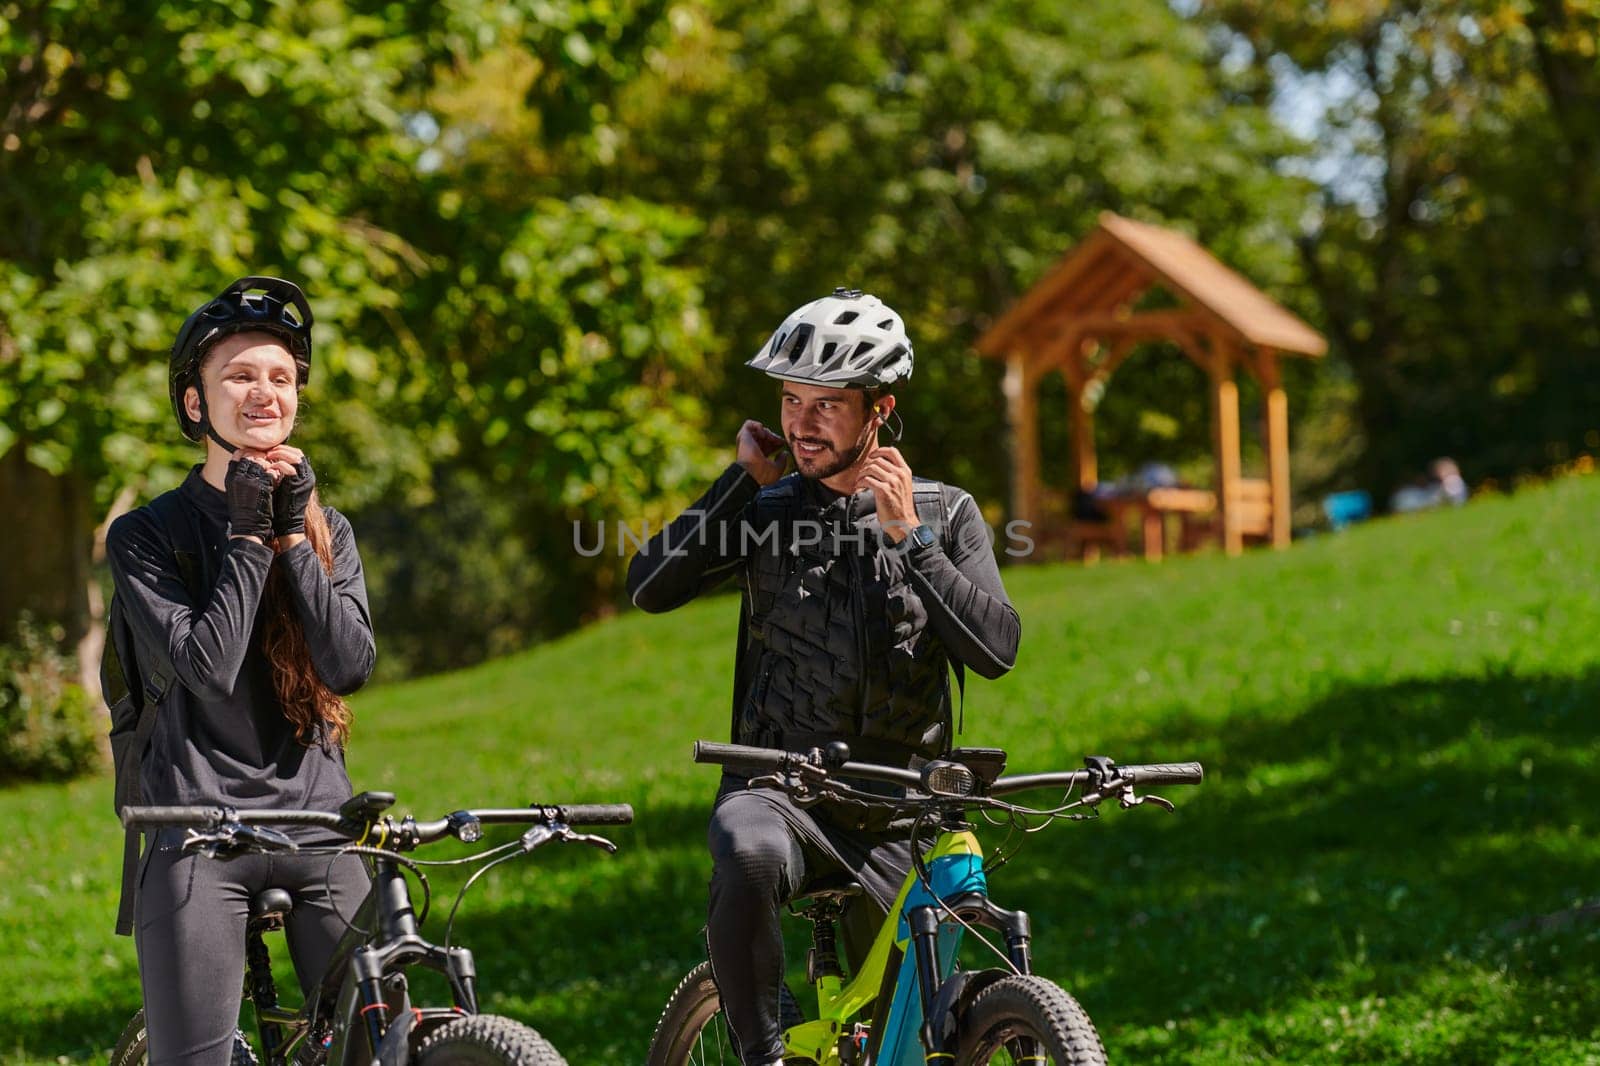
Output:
top-left (905, 522), bottom-right (937, 554)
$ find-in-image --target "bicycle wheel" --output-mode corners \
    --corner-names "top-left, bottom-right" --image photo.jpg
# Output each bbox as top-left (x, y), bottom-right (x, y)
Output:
top-left (415, 1014), bottom-right (567, 1066)
top-left (951, 975), bottom-right (1106, 1066)
top-left (109, 1010), bottom-right (259, 1066)
top-left (646, 960), bottom-right (808, 1066)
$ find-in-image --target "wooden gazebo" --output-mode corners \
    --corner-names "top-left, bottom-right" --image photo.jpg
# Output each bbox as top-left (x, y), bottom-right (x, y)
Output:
top-left (977, 212), bottom-right (1327, 555)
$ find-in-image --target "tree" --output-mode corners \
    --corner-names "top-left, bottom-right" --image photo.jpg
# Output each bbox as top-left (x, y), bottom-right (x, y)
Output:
top-left (1198, 0), bottom-right (1600, 498)
top-left (0, 0), bottom-right (719, 688)
top-left (588, 0), bottom-right (1312, 505)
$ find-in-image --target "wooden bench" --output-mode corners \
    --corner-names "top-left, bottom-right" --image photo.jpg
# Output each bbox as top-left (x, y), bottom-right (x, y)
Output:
top-left (1179, 478), bottom-right (1273, 549)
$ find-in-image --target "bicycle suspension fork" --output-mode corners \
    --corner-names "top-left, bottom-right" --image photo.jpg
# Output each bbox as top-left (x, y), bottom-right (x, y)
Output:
top-left (907, 893), bottom-right (1034, 1053)
top-left (349, 859), bottom-right (481, 1051)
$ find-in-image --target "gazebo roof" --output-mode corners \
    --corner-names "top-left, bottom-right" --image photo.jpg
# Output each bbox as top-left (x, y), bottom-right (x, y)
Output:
top-left (977, 212), bottom-right (1327, 360)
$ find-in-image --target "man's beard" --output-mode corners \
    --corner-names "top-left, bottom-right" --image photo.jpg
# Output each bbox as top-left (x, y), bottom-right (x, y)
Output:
top-left (791, 431), bottom-right (871, 480)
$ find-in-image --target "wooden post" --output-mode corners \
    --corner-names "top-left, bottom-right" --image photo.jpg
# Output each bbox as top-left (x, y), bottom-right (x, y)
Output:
top-left (1208, 343), bottom-right (1243, 556)
top-left (1004, 352), bottom-right (1041, 534)
top-left (1260, 351), bottom-right (1292, 548)
top-left (1061, 346), bottom-right (1097, 493)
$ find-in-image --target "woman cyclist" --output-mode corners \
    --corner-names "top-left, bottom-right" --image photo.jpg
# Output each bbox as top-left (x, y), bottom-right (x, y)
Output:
top-left (107, 277), bottom-right (375, 1066)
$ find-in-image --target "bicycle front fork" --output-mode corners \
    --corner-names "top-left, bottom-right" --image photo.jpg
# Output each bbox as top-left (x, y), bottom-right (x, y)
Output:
top-left (907, 893), bottom-right (1033, 1055)
top-left (350, 940), bottom-right (479, 1050)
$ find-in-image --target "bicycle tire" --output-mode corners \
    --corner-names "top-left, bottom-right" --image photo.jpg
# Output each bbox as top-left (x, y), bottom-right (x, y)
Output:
top-left (951, 975), bottom-right (1106, 1066)
top-left (415, 1014), bottom-right (567, 1066)
top-left (645, 960), bottom-right (808, 1066)
top-left (109, 1009), bottom-right (259, 1066)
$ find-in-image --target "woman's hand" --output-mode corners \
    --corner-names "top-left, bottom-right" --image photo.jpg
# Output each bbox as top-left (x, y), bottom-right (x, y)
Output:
top-left (264, 445), bottom-right (315, 547)
top-left (225, 454), bottom-right (276, 543)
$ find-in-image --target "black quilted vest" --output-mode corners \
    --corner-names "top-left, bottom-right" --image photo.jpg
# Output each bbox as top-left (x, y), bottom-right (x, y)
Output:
top-left (732, 474), bottom-right (964, 763)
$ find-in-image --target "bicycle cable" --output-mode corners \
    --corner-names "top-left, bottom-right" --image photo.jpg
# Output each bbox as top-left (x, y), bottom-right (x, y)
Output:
top-left (905, 810), bottom-right (1022, 978)
top-left (302, 844), bottom-right (432, 936)
top-left (764, 772), bottom-right (1114, 979)
top-left (442, 847), bottom-right (531, 956)
top-left (405, 838), bottom-right (527, 868)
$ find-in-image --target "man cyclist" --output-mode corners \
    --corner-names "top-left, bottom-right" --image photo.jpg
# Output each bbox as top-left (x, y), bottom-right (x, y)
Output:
top-left (626, 288), bottom-right (1021, 1066)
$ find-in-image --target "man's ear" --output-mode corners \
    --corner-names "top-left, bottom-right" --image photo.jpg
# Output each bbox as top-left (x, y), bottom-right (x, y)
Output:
top-left (872, 394), bottom-right (896, 419)
top-left (184, 384), bottom-right (203, 424)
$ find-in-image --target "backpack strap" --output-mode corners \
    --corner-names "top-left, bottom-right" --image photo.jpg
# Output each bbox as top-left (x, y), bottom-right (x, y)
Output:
top-left (911, 480), bottom-right (968, 750)
top-left (111, 489), bottom-right (204, 936)
top-left (938, 487), bottom-right (967, 742)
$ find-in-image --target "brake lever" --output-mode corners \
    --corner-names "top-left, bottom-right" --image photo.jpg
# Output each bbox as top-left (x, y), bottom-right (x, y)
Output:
top-left (183, 823), bottom-right (299, 859)
top-left (558, 828), bottom-right (619, 854)
top-left (748, 760), bottom-right (830, 805)
top-left (519, 824), bottom-right (621, 855)
top-left (1118, 788), bottom-right (1175, 813)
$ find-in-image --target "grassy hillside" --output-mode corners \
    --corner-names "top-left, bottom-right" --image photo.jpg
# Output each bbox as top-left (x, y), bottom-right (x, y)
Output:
top-left (3, 475), bottom-right (1598, 1063)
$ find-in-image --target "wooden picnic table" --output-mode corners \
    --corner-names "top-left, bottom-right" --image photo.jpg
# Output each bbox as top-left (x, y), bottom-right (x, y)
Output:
top-left (1098, 486), bottom-right (1217, 561)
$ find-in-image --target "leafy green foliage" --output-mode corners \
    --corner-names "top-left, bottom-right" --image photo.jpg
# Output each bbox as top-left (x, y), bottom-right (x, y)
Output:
top-left (355, 466), bottom-right (550, 682)
top-left (0, 617), bottom-right (100, 781)
top-left (6, 0), bottom-right (1598, 676)
top-left (1198, 0), bottom-right (1600, 495)
top-left (3, 476), bottom-right (1598, 1061)
top-left (595, 0), bottom-right (1310, 500)
top-left (0, 0), bottom-right (721, 647)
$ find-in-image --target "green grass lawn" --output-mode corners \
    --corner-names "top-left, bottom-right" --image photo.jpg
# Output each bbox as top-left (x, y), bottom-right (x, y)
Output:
top-left (3, 475), bottom-right (1599, 1063)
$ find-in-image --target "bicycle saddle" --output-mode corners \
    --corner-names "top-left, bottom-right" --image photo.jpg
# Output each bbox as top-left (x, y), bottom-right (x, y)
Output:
top-left (251, 888), bottom-right (294, 919)
top-left (795, 873), bottom-right (864, 905)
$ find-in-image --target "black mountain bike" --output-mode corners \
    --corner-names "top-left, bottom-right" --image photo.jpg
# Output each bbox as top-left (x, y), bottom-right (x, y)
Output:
top-left (647, 741), bottom-right (1202, 1066)
top-left (110, 790), bottom-right (632, 1066)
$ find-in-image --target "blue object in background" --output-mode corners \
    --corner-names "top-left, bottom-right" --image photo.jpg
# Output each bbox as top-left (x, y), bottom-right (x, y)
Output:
top-left (1323, 490), bottom-right (1373, 531)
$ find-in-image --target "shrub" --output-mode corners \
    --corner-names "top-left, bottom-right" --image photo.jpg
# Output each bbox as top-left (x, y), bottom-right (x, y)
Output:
top-left (0, 617), bottom-right (102, 783)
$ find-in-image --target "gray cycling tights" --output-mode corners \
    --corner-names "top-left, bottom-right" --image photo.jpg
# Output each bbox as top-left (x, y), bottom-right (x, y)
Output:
top-left (134, 829), bottom-right (368, 1066)
top-left (706, 786), bottom-right (912, 1066)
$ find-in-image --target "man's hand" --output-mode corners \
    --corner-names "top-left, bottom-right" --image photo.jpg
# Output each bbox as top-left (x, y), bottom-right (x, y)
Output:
top-left (860, 446), bottom-right (918, 542)
top-left (737, 420), bottom-right (790, 486)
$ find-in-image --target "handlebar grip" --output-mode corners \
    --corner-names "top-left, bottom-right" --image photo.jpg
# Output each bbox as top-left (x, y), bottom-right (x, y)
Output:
top-left (692, 741), bottom-right (789, 769)
top-left (1119, 762), bottom-right (1204, 786)
top-left (552, 804), bottom-right (634, 826)
top-left (121, 805), bottom-right (228, 828)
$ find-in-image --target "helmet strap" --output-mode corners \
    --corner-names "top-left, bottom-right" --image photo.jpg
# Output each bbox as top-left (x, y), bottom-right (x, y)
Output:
top-left (194, 382), bottom-right (244, 454)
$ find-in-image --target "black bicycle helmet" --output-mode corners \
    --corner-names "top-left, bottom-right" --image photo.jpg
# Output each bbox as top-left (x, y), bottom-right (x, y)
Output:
top-left (746, 287), bottom-right (914, 387)
top-left (169, 276), bottom-right (314, 445)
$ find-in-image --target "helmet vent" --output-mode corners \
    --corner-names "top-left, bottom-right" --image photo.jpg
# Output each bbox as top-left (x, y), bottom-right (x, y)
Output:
top-left (878, 318), bottom-right (896, 330)
top-left (834, 310), bottom-right (859, 325)
top-left (785, 324), bottom-right (814, 362)
top-left (851, 340), bottom-right (876, 362)
top-left (819, 341), bottom-right (838, 363)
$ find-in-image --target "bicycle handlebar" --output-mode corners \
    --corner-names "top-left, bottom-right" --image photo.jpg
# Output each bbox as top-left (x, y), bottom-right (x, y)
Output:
top-left (693, 741), bottom-right (922, 787)
top-left (120, 802), bottom-right (636, 842)
top-left (692, 741), bottom-right (1203, 799)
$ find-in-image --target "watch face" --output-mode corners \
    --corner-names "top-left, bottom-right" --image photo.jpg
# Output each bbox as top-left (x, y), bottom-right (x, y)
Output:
top-left (911, 524), bottom-right (936, 549)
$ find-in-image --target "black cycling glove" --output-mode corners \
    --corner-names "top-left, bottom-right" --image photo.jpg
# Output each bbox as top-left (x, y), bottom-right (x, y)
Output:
top-left (272, 456), bottom-right (316, 538)
top-left (225, 459), bottom-right (276, 541)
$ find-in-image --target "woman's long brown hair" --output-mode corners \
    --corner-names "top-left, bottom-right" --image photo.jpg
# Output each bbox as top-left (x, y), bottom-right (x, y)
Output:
top-left (262, 491), bottom-right (353, 748)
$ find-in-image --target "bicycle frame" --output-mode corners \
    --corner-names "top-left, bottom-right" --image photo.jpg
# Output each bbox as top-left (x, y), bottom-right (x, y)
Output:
top-left (242, 852), bottom-right (483, 1066)
top-left (781, 821), bottom-right (1033, 1066)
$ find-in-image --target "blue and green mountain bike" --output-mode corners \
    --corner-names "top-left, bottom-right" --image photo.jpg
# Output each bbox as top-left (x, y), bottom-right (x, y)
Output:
top-left (647, 741), bottom-right (1203, 1066)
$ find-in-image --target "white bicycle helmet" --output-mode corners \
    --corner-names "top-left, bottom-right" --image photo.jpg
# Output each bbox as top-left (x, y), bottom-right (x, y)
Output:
top-left (746, 288), bottom-right (914, 387)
